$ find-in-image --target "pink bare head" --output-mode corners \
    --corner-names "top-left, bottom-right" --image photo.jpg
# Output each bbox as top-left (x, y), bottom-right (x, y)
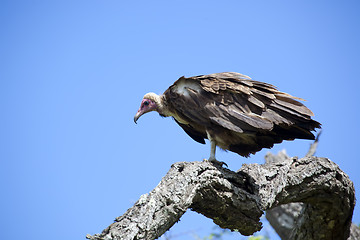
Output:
top-left (134, 93), bottom-right (160, 123)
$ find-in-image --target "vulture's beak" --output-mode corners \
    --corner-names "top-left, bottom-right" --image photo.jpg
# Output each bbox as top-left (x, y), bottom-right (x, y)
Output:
top-left (134, 111), bottom-right (142, 124)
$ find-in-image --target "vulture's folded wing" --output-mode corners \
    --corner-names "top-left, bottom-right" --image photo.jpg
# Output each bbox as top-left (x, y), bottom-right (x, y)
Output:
top-left (165, 72), bottom-right (320, 144)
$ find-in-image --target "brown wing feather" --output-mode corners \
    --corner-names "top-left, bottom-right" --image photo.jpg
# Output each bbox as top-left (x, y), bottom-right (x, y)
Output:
top-left (164, 72), bottom-right (321, 157)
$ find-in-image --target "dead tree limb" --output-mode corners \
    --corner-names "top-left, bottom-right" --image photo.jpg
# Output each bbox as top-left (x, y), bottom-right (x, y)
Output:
top-left (305, 129), bottom-right (322, 158)
top-left (265, 147), bottom-right (359, 240)
top-left (87, 151), bottom-right (355, 240)
top-left (266, 202), bottom-right (360, 240)
top-left (265, 133), bottom-right (359, 240)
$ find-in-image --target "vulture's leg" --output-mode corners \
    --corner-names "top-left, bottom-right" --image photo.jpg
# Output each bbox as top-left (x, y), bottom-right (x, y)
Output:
top-left (206, 131), bottom-right (228, 167)
top-left (209, 139), bottom-right (217, 162)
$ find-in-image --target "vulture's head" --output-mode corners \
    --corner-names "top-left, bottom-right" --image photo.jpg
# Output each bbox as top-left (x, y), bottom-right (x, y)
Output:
top-left (134, 92), bottom-right (163, 123)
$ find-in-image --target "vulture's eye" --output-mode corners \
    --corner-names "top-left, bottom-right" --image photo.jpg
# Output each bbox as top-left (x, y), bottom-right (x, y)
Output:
top-left (144, 101), bottom-right (149, 106)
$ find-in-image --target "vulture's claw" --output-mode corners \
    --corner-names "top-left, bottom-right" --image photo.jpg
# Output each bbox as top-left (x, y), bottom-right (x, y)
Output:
top-left (203, 158), bottom-right (228, 168)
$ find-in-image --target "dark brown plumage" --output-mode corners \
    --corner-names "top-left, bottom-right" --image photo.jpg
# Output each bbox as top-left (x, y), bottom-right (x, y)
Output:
top-left (134, 72), bottom-right (321, 161)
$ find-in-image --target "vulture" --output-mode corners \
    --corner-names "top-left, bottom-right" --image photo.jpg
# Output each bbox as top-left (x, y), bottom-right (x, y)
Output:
top-left (134, 72), bottom-right (321, 162)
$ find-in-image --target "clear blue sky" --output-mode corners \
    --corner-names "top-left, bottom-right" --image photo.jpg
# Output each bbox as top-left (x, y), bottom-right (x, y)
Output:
top-left (1, 1), bottom-right (360, 239)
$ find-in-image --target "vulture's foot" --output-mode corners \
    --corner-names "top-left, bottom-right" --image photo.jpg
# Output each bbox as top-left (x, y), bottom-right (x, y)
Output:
top-left (203, 158), bottom-right (228, 168)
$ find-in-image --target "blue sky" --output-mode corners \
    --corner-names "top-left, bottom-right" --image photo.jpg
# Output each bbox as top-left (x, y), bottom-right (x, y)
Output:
top-left (1, 1), bottom-right (360, 239)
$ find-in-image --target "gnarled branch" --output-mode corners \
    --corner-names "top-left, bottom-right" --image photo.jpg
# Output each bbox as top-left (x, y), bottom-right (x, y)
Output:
top-left (266, 203), bottom-right (360, 240)
top-left (87, 153), bottom-right (355, 240)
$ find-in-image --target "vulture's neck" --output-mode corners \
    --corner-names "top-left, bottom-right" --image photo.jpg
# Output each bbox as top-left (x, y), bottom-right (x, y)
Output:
top-left (158, 94), bottom-right (188, 124)
top-left (156, 95), bottom-right (171, 117)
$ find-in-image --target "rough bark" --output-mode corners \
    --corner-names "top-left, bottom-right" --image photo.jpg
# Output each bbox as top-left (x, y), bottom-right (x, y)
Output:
top-left (266, 203), bottom-right (360, 240)
top-left (87, 152), bottom-right (355, 240)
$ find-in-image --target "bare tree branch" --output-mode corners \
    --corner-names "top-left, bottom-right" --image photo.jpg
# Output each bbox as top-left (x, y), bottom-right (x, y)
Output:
top-left (266, 202), bottom-right (360, 240)
top-left (305, 130), bottom-right (322, 158)
top-left (266, 131), bottom-right (360, 240)
top-left (87, 151), bottom-right (355, 240)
